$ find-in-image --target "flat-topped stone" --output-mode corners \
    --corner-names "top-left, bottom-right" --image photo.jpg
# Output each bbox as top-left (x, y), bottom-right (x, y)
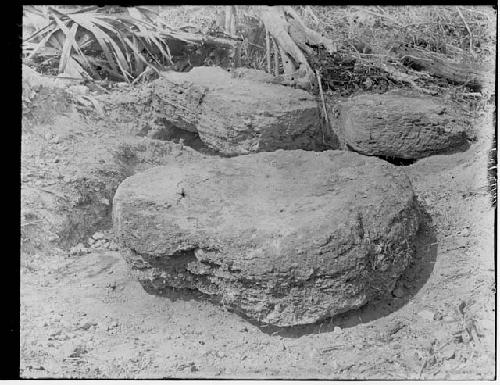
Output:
top-left (333, 93), bottom-right (468, 159)
top-left (113, 149), bottom-right (420, 326)
top-left (158, 66), bottom-right (330, 154)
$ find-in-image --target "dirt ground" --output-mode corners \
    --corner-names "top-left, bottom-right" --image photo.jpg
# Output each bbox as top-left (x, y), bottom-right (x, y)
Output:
top-left (20, 77), bottom-right (495, 379)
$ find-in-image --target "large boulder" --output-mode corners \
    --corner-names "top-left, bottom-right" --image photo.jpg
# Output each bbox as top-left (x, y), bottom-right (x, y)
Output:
top-left (231, 67), bottom-right (277, 83)
top-left (332, 94), bottom-right (468, 159)
top-left (113, 150), bottom-right (421, 327)
top-left (196, 79), bottom-right (326, 155)
top-left (159, 67), bottom-right (331, 155)
top-left (160, 66), bottom-right (233, 89)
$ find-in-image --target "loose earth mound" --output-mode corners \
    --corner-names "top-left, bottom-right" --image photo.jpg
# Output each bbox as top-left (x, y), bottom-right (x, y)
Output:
top-left (113, 150), bottom-right (421, 326)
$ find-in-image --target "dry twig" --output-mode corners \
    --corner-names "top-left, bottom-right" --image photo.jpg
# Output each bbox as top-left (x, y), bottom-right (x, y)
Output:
top-left (265, 28), bottom-right (271, 74)
top-left (315, 70), bottom-right (330, 144)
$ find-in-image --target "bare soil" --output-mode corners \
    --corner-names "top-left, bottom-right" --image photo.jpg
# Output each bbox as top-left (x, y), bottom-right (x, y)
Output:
top-left (20, 80), bottom-right (495, 379)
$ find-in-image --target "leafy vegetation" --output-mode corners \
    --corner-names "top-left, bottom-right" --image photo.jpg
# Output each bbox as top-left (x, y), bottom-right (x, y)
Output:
top-left (300, 6), bottom-right (495, 63)
top-left (23, 5), bottom-right (495, 86)
top-left (23, 6), bottom-right (172, 81)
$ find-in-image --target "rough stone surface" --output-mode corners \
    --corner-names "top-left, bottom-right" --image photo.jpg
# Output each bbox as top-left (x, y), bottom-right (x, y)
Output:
top-left (231, 68), bottom-right (277, 83)
top-left (160, 66), bottom-right (331, 155)
top-left (146, 75), bottom-right (207, 133)
top-left (197, 81), bottom-right (327, 155)
top-left (162, 66), bottom-right (233, 88)
top-left (113, 150), bottom-right (420, 327)
top-left (333, 94), bottom-right (468, 159)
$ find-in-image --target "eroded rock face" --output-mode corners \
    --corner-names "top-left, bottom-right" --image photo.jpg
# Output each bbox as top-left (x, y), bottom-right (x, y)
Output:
top-left (197, 82), bottom-right (327, 155)
top-left (333, 94), bottom-right (468, 159)
top-left (113, 150), bottom-right (421, 326)
top-left (231, 68), bottom-right (276, 83)
top-left (160, 66), bottom-right (233, 89)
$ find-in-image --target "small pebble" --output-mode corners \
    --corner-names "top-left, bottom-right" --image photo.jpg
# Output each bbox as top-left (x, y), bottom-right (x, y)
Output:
top-left (70, 243), bottom-right (85, 255)
top-left (333, 326), bottom-right (342, 334)
top-left (106, 282), bottom-right (117, 290)
top-left (95, 240), bottom-right (106, 248)
top-left (460, 228), bottom-right (471, 237)
top-left (92, 232), bottom-right (105, 240)
top-left (461, 330), bottom-right (471, 343)
top-left (50, 135), bottom-right (61, 144)
top-left (107, 321), bottom-right (119, 331)
top-left (440, 344), bottom-right (456, 360)
top-left (418, 309), bottom-right (435, 321)
top-left (69, 85), bottom-right (89, 95)
top-left (392, 287), bottom-right (405, 298)
top-left (79, 322), bottom-right (96, 331)
top-left (477, 318), bottom-right (494, 331)
top-left (47, 234), bottom-right (59, 242)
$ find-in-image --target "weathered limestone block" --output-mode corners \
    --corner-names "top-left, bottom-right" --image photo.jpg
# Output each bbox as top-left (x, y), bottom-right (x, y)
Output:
top-left (333, 94), bottom-right (468, 159)
top-left (113, 150), bottom-right (420, 326)
top-left (160, 66), bottom-right (330, 154)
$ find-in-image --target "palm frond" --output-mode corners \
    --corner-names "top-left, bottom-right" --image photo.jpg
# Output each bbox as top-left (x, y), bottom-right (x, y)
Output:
top-left (23, 6), bottom-right (177, 82)
top-left (67, 13), bottom-right (121, 75)
top-left (58, 22), bottom-right (78, 73)
top-left (26, 25), bottom-right (58, 59)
